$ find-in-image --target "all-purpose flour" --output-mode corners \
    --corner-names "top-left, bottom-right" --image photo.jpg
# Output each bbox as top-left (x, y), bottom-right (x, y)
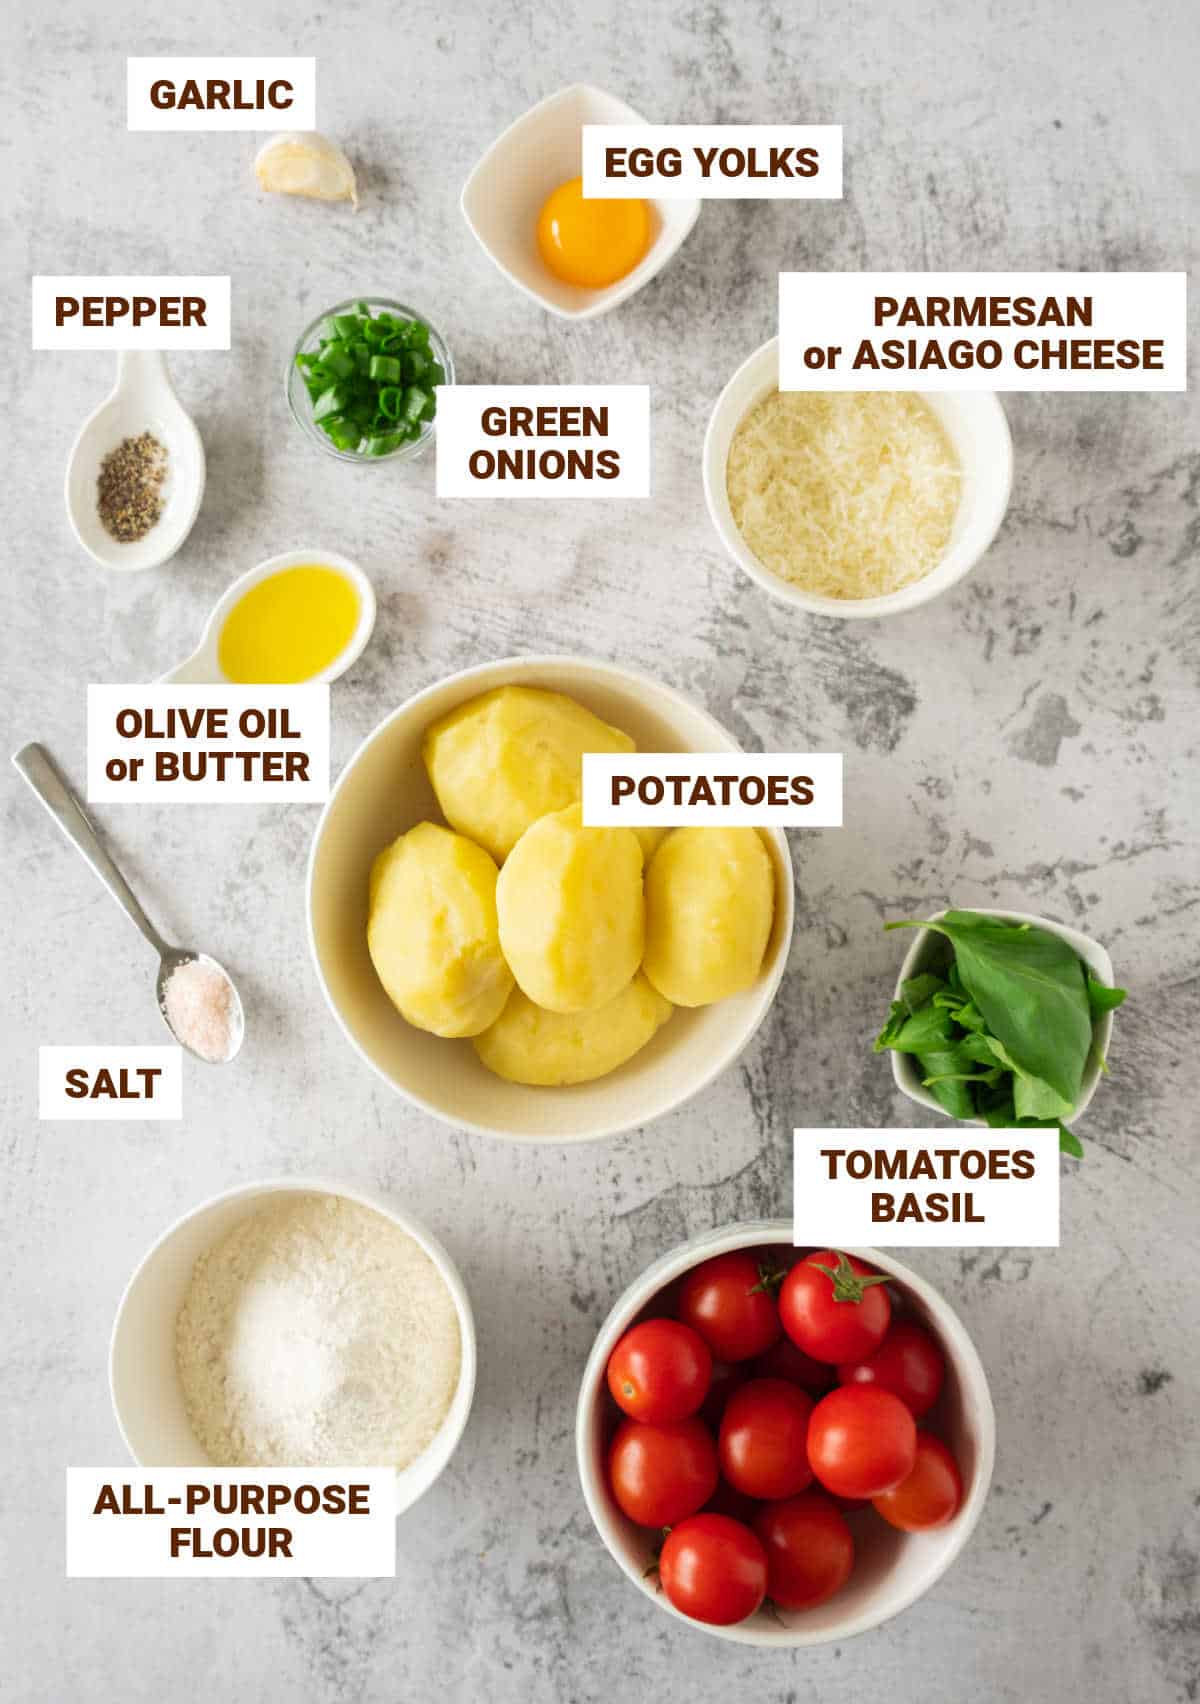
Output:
top-left (175, 1193), bottom-right (461, 1468)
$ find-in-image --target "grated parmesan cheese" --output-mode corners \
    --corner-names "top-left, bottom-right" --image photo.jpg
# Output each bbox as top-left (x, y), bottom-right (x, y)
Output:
top-left (726, 391), bottom-right (961, 600)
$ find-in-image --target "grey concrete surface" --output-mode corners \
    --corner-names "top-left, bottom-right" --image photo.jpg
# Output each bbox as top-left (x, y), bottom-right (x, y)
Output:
top-left (2, 1), bottom-right (1198, 1700)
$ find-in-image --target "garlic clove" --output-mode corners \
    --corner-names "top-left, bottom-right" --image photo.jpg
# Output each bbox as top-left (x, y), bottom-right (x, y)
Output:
top-left (254, 131), bottom-right (359, 208)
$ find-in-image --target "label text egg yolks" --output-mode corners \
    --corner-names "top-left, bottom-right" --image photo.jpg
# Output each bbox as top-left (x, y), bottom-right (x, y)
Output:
top-left (536, 177), bottom-right (651, 290)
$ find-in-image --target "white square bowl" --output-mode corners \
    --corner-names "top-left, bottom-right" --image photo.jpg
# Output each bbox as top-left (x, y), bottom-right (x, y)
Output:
top-left (460, 84), bottom-right (701, 321)
top-left (889, 908), bottom-right (1118, 1125)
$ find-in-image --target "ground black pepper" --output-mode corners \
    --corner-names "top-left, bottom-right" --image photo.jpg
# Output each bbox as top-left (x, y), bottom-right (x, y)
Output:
top-left (96, 432), bottom-right (169, 543)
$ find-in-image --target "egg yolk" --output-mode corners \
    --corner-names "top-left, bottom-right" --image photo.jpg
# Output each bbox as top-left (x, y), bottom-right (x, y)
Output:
top-left (536, 177), bottom-right (651, 290)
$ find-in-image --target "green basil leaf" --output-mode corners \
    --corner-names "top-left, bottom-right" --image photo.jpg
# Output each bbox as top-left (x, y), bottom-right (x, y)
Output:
top-left (967, 1030), bottom-right (1075, 1120)
top-left (914, 1038), bottom-right (989, 1118)
top-left (1086, 972), bottom-right (1128, 1016)
top-left (879, 1004), bottom-right (955, 1055)
top-left (901, 973), bottom-right (946, 1014)
top-left (1013, 1072), bottom-right (1075, 1122)
top-left (890, 912), bottom-right (1093, 1105)
top-left (982, 1103), bottom-right (1084, 1158)
top-left (874, 1001), bottom-right (909, 1051)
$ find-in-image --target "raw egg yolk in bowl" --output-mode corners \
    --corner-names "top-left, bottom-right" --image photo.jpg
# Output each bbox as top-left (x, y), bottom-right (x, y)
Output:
top-left (536, 177), bottom-right (652, 290)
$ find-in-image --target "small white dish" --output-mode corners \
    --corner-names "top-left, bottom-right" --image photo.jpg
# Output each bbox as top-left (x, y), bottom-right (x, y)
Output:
top-left (890, 907), bottom-right (1117, 1123)
top-left (461, 84), bottom-right (701, 322)
top-left (576, 1221), bottom-right (995, 1646)
top-left (109, 1177), bottom-right (477, 1519)
top-left (160, 548), bottom-right (376, 684)
top-left (306, 654), bottom-right (794, 1144)
top-left (702, 337), bottom-right (1013, 618)
top-left (65, 351), bottom-right (206, 572)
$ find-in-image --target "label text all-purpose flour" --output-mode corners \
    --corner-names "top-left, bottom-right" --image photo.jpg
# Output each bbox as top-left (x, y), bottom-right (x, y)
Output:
top-left (175, 1194), bottom-right (461, 1468)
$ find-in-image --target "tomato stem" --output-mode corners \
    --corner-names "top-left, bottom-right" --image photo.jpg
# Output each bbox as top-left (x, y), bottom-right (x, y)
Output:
top-left (811, 1250), bottom-right (892, 1305)
top-left (748, 1260), bottom-right (785, 1298)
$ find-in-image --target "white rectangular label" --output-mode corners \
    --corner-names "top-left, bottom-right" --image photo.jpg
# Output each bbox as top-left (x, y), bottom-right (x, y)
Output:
top-left (86, 686), bottom-right (329, 802)
top-left (778, 272), bottom-right (1187, 390)
top-left (39, 1047), bottom-right (182, 1120)
top-left (435, 386), bottom-right (650, 499)
top-left (66, 1469), bottom-right (395, 1577)
top-left (127, 58), bottom-right (316, 130)
top-left (794, 1129), bottom-right (1060, 1246)
top-left (32, 276), bottom-right (231, 351)
top-left (582, 753), bottom-right (842, 826)
top-left (581, 125), bottom-right (842, 199)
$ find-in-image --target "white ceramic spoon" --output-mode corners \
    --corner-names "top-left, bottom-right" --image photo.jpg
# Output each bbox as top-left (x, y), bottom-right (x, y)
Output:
top-left (161, 548), bottom-right (377, 684)
top-left (64, 351), bottom-right (206, 572)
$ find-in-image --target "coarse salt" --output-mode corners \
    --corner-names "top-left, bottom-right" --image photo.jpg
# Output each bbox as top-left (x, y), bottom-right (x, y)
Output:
top-left (163, 957), bottom-right (239, 1062)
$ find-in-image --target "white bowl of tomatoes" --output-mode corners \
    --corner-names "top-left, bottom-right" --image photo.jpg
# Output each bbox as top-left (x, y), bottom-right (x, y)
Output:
top-left (575, 1222), bottom-right (995, 1645)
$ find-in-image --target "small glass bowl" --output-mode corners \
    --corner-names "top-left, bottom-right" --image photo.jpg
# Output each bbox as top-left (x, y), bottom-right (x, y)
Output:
top-left (286, 297), bottom-right (455, 465)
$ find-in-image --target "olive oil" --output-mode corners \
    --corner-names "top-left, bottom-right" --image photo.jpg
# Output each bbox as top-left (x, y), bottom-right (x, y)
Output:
top-left (218, 564), bottom-right (360, 683)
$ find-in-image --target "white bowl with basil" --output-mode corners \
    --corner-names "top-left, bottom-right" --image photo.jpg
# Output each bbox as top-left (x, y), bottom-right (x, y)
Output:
top-left (880, 908), bottom-right (1125, 1153)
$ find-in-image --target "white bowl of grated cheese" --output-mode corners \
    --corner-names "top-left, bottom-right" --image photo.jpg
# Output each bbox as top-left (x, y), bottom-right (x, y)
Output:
top-left (108, 1178), bottom-right (477, 1519)
top-left (702, 338), bottom-right (1013, 618)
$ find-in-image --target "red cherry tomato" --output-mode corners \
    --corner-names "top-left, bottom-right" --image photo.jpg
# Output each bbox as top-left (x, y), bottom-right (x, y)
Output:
top-left (608, 1417), bottom-right (718, 1528)
top-left (779, 1250), bottom-right (892, 1364)
top-left (873, 1433), bottom-right (963, 1531)
top-left (754, 1334), bottom-right (835, 1396)
top-left (718, 1378), bottom-right (814, 1500)
top-left (837, 1321), bottom-right (945, 1419)
top-left (607, 1318), bottom-right (713, 1423)
top-left (678, 1250), bottom-right (782, 1363)
top-left (659, 1514), bottom-right (767, 1626)
top-left (807, 1385), bottom-right (916, 1499)
top-left (752, 1490), bottom-right (855, 1610)
top-left (703, 1477), bottom-right (761, 1526)
top-left (700, 1360), bottom-right (746, 1430)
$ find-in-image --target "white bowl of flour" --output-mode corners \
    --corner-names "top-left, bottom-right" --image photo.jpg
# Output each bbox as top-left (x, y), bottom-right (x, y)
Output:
top-left (109, 1179), bottom-right (476, 1518)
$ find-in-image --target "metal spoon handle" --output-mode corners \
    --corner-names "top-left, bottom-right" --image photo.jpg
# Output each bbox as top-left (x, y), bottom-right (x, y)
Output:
top-left (11, 742), bottom-right (171, 959)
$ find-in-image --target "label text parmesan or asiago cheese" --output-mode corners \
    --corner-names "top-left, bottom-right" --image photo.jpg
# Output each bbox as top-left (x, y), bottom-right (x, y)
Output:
top-left (726, 391), bottom-right (960, 600)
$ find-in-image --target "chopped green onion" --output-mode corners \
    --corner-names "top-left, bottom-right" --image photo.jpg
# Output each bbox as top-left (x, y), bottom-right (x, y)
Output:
top-left (324, 416), bottom-right (361, 452)
top-left (298, 304), bottom-right (442, 456)
top-left (313, 383), bottom-right (349, 422)
top-left (401, 385), bottom-right (429, 422)
top-left (321, 347), bottom-right (356, 380)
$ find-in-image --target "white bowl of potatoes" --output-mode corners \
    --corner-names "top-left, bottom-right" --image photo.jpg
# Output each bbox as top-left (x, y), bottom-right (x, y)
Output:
top-left (307, 656), bottom-right (795, 1143)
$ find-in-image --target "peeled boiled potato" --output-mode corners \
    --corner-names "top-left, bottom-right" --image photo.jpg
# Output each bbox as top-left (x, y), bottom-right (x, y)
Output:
top-left (254, 132), bottom-right (358, 207)
top-left (423, 685), bottom-right (635, 864)
top-left (496, 805), bottom-right (644, 1013)
top-left (474, 973), bottom-right (672, 1086)
top-left (643, 827), bottom-right (775, 1007)
top-left (368, 822), bottom-right (513, 1037)
top-left (634, 824), bottom-right (668, 860)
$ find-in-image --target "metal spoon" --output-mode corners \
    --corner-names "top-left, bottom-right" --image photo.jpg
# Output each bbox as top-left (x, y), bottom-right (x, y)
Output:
top-left (12, 742), bottom-right (244, 1063)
